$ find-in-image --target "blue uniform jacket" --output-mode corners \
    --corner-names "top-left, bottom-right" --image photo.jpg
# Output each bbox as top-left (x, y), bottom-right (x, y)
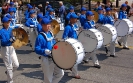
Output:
top-left (66, 12), bottom-right (76, 21)
top-left (25, 11), bottom-right (30, 20)
top-left (35, 31), bottom-right (56, 56)
top-left (0, 27), bottom-right (13, 46)
top-left (25, 17), bottom-right (38, 27)
top-left (103, 15), bottom-right (114, 25)
top-left (24, 10), bottom-right (28, 16)
top-left (45, 11), bottom-right (49, 16)
top-left (45, 14), bottom-right (55, 20)
top-left (118, 10), bottom-right (127, 20)
top-left (97, 14), bottom-right (104, 24)
top-left (79, 14), bottom-right (86, 27)
top-left (36, 23), bottom-right (42, 33)
top-left (83, 20), bottom-right (96, 29)
top-left (62, 24), bottom-right (78, 39)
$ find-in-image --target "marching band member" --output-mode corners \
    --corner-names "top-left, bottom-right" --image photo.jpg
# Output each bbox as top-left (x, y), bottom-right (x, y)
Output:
top-left (45, 5), bottom-right (52, 16)
top-left (25, 5), bottom-right (33, 20)
top-left (35, 17), bottom-right (64, 83)
top-left (118, 4), bottom-right (129, 50)
top-left (45, 8), bottom-right (56, 20)
top-left (6, 8), bottom-right (18, 29)
top-left (79, 7), bottom-right (87, 28)
top-left (36, 13), bottom-right (43, 34)
top-left (97, 7), bottom-right (104, 24)
top-left (103, 8), bottom-right (116, 57)
top-left (0, 16), bottom-right (19, 83)
top-left (83, 11), bottom-right (101, 69)
top-left (62, 14), bottom-right (81, 79)
top-left (24, 4), bottom-right (31, 17)
top-left (66, 6), bottom-right (76, 25)
top-left (25, 10), bottom-right (39, 51)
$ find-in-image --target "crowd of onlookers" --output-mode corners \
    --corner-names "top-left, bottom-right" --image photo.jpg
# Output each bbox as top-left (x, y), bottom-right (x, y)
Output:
top-left (93, 1), bottom-right (133, 18)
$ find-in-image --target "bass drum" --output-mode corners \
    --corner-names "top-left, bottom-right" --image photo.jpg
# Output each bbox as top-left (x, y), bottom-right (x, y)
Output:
top-left (52, 38), bottom-right (85, 70)
top-left (97, 24), bottom-right (117, 45)
top-left (78, 29), bottom-right (103, 52)
top-left (114, 19), bottom-right (133, 36)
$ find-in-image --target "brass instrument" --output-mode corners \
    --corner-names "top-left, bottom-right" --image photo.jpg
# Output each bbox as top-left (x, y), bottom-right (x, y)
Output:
top-left (50, 20), bottom-right (60, 35)
top-left (92, 10), bottom-right (99, 22)
top-left (12, 28), bottom-right (29, 49)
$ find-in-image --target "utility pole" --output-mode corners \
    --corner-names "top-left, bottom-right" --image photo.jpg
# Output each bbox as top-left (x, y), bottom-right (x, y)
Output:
top-left (88, 0), bottom-right (91, 10)
top-left (116, 0), bottom-right (119, 8)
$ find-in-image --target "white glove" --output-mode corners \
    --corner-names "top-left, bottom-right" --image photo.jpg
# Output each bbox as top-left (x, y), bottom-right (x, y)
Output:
top-left (30, 25), bottom-right (35, 27)
top-left (10, 37), bottom-right (16, 42)
top-left (45, 49), bottom-right (51, 55)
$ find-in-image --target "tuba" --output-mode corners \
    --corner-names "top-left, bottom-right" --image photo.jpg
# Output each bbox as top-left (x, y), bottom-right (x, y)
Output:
top-left (12, 28), bottom-right (29, 49)
top-left (92, 10), bottom-right (99, 22)
top-left (50, 20), bottom-right (60, 35)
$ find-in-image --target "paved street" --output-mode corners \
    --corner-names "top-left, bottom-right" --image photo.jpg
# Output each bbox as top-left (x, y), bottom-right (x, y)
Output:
top-left (0, 26), bottom-right (133, 83)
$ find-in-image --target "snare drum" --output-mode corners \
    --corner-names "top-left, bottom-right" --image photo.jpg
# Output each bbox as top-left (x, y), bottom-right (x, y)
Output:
top-left (97, 24), bottom-right (117, 45)
top-left (114, 19), bottom-right (133, 36)
top-left (78, 29), bottom-right (103, 52)
top-left (52, 38), bottom-right (85, 69)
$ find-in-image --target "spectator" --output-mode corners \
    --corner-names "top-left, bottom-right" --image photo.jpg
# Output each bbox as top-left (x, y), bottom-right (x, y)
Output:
top-left (38, 4), bottom-right (43, 14)
top-left (1, 2), bottom-right (9, 21)
top-left (125, 1), bottom-right (131, 15)
top-left (94, 4), bottom-right (98, 12)
top-left (18, 0), bottom-right (23, 23)
top-left (43, 1), bottom-right (49, 15)
top-left (59, 1), bottom-right (65, 23)
top-left (129, 3), bottom-right (133, 16)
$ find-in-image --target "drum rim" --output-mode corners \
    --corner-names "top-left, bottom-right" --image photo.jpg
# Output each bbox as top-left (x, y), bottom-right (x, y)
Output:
top-left (78, 30), bottom-right (100, 52)
top-left (51, 41), bottom-right (76, 70)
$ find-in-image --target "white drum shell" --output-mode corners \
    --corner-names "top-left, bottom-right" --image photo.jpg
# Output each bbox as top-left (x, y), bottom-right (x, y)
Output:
top-left (78, 29), bottom-right (103, 52)
top-left (114, 19), bottom-right (133, 36)
top-left (52, 38), bottom-right (85, 69)
top-left (98, 24), bottom-right (117, 45)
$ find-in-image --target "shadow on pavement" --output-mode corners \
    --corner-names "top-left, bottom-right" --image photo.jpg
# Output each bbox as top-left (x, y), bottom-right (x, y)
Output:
top-left (21, 70), bottom-right (43, 80)
top-left (16, 50), bottom-right (33, 54)
top-left (0, 81), bottom-right (7, 83)
top-left (17, 64), bottom-right (41, 70)
top-left (0, 58), bottom-right (3, 63)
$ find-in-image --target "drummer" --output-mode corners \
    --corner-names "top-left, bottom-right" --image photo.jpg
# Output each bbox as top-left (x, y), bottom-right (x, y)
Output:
top-left (62, 13), bottom-right (81, 79)
top-left (6, 8), bottom-right (19, 29)
top-left (97, 7), bottom-right (104, 24)
top-left (36, 13), bottom-right (43, 34)
top-left (45, 8), bottom-right (56, 20)
top-left (35, 17), bottom-right (64, 83)
top-left (118, 4), bottom-right (129, 50)
top-left (25, 10), bottom-right (39, 51)
top-left (83, 11), bottom-right (101, 69)
top-left (45, 5), bottom-right (52, 16)
top-left (103, 8), bottom-right (116, 57)
top-left (79, 7), bottom-right (87, 28)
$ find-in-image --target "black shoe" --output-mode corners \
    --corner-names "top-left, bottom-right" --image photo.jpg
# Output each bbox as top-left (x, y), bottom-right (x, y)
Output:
top-left (94, 65), bottom-right (101, 69)
top-left (118, 41), bottom-right (122, 46)
top-left (110, 55), bottom-right (115, 57)
top-left (123, 47), bottom-right (130, 50)
top-left (38, 56), bottom-right (41, 59)
top-left (5, 71), bottom-right (7, 74)
top-left (30, 44), bottom-right (32, 47)
top-left (105, 47), bottom-right (108, 54)
top-left (83, 60), bottom-right (89, 63)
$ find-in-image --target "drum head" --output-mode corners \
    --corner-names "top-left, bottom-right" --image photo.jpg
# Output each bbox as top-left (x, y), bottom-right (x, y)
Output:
top-left (98, 24), bottom-right (113, 45)
top-left (114, 19), bottom-right (132, 36)
top-left (52, 41), bottom-right (76, 69)
top-left (78, 30), bottom-right (98, 52)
